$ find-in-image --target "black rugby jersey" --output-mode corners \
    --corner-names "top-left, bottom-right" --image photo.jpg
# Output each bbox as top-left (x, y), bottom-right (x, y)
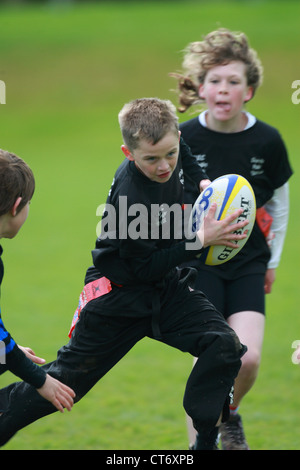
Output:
top-left (88, 138), bottom-right (207, 286)
top-left (180, 117), bottom-right (293, 279)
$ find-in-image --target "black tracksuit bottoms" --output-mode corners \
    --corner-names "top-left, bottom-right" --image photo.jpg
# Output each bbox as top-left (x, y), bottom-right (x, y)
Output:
top-left (0, 284), bottom-right (246, 447)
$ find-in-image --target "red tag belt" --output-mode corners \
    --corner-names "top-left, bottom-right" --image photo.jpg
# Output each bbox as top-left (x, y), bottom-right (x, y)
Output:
top-left (68, 277), bottom-right (112, 338)
top-left (256, 206), bottom-right (273, 238)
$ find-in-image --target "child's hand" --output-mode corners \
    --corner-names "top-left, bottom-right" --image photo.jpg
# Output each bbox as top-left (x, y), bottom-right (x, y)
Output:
top-left (199, 179), bottom-right (211, 192)
top-left (264, 268), bottom-right (276, 294)
top-left (197, 203), bottom-right (249, 248)
top-left (37, 374), bottom-right (75, 413)
top-left (18, 345), bottom-right (46, 365)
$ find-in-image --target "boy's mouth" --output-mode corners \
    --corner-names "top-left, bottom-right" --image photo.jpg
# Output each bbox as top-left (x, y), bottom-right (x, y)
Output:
top-left (157, 171), bottom-right (171, 180)
top-left (215, 101), bottom-right (231, 111)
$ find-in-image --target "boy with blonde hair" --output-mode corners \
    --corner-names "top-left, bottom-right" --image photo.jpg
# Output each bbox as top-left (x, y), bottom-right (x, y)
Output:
top-left (172, 28), bottom-right (292, 449)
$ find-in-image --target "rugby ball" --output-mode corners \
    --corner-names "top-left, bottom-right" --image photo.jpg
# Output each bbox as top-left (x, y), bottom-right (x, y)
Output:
top-left (189, 174), bottom-right (256, 265)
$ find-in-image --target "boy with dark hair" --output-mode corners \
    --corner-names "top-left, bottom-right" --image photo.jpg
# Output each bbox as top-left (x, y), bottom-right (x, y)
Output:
top-left (0, 99), bottom-right (247, 449)
top-left (0, 150), bottom-right (75, 414)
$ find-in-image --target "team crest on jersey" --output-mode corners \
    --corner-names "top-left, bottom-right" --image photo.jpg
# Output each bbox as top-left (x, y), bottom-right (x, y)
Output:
top-left (250, 156), bottom-right (264, 176)
top-left (195, 154), bottom-right (208, 172)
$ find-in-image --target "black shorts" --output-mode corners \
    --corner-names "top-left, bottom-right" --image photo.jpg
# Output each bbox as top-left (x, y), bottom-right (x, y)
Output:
top-left (194, 270), bottom-right (265, 319)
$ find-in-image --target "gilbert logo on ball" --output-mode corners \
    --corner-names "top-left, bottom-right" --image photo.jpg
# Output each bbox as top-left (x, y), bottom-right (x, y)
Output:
top-left (189, 174), bottom-right (256, 265)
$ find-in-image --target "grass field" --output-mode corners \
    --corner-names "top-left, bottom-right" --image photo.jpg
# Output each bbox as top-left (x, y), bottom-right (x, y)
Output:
top-left (0, 0), bottom-right (299, 450)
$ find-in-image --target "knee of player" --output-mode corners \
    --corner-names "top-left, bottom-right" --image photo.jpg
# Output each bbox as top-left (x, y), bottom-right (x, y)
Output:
top-left (240, 347), bottom-right (261, 373)
top-left (218, 329), bottom-right (246, 361)
top-left (194, 329), bottom-right (246, 367)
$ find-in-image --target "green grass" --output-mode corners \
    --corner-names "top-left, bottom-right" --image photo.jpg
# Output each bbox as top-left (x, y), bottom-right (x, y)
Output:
top-left (0, 0), bottom-right (299, 450)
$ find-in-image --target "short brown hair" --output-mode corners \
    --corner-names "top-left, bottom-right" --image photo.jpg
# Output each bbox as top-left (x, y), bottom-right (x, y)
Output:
top-left (172, 28), bottom-right (263, 112)
top-left (118, 98), bottom-right (179, 151)
top-left (0, 150), bottom-right (35, 216)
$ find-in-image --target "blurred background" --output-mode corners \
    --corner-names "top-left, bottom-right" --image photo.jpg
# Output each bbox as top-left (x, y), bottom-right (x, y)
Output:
top-left (0, 0), bottom-right (299, 450)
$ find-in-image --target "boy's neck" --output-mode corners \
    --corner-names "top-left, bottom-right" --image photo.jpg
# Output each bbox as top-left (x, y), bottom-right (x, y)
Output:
top-left (0, 216), bottom-right (4, 238)
top-left (0, 213), bottom-right (14, 239)
top-left (205, 111), bottom-right (248, 134)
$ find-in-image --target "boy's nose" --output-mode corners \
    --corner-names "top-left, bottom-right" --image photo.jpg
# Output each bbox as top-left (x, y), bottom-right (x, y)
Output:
top-left (218, 82), bottom-right (228, 94)
top-left (158, 159), bottom-right (169, 171)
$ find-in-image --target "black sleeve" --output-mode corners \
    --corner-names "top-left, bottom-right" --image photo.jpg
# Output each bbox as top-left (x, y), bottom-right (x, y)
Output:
top-left (115, 202), bottom-right (204, 282)
top-left (126, 238), bottom-right (203, 282)
top-left (263, 130), bottom-right (293, 189)
top-left (0, 251), bottom-right (47, 389)
top-left (180, 137), bottom-right (209, 184)
top-left (3, 342), bottom-right (46, 389)
top-left (93, 235), bottom-right (203, 285)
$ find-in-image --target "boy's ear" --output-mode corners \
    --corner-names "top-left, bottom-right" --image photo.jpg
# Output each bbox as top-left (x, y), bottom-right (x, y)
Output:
top-left (11, 197), bottom-right (22, 217)
top-left (198, 84), bottom-right (205, 100)
top-left (121, 145), bottom-right (134, 161)
top-left (244, 86), bottom-right (254, 103)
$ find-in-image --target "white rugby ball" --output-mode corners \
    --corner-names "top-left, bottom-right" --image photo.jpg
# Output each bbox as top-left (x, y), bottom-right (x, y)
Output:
top-left (189, 174), bottom-right (256, 265)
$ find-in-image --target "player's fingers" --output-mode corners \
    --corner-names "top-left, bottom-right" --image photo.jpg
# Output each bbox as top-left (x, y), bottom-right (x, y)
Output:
top-left (221, 240), bottom-right (241, 248)
top-left (29, 354), bottom-right (46, 365)
top-left (206, 206), bottom-right (248, 231)
top-left (52, 397), bottom-right (65, 413)
top-left (60, 383), bottom-right (76, 398)
top-left (18, 345), bottom-right (46, 364)
top-left (221, 228), bottom-right (249, 247)
top-left (227, 229), bottom-right (248, 240)
top-left (223, 218), bottom-right (249, 236)
top-left (206, 202), bottom-right (218, 218)
top-left (223, 208), bottom-right (247, 226)
top-left (53, 392), bottom-right (73, 413)
top-left (60, 389), bottom-right (75, 411)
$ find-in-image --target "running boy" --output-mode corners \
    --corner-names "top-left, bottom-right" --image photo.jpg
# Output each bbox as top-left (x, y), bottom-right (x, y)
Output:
top-left (0, 150), bottom-right (75, 414)
top-left (172, 28), bottom-right (293, 449)
top-left (0, 99), bottom-right (247, 449)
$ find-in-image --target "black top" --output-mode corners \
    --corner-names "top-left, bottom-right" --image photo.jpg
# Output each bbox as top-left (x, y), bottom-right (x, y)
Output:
top-left (0, 245), bottom-right (46, 388)
top-left (180, 117), bottom-right (293, 279)
top-left (84, 138), bottom-right (207, 317)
